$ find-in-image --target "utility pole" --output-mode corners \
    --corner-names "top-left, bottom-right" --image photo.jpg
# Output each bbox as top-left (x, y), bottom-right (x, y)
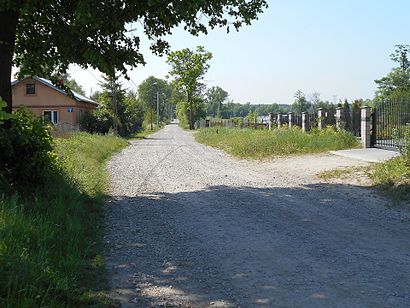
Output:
top-left (151, 82), bottom-right (158, 131)
top-left (150, 97), bottom-right (153, 131)
top-left (111, 76), bottom-right (118, 134)
top-left (156, 91), bottom-right (160, 127)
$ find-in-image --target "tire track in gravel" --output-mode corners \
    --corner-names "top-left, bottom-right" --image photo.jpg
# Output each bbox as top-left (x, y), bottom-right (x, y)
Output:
top-left (105, 123), bottom-right (410, 308)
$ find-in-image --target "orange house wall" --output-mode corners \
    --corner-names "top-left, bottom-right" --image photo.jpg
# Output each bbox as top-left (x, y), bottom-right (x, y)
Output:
top-left (12, 78), bottom-right (96, 126)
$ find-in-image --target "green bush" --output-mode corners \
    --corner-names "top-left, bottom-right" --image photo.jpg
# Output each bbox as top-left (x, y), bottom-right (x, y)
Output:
top-left (79, 109), bottom-right (114, 135)
top-left (0, 107), bottom-right (56, 191)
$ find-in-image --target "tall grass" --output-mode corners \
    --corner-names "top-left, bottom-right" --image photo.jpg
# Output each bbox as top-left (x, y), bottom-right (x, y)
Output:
top-left (195, 126), bottom-right (358, 158)
top-left (0, 132), bottom-right (128, 307)
top-left (369, 156), bottom-right (410, 200)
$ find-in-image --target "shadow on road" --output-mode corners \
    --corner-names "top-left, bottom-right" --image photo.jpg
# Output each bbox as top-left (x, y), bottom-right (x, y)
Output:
top-left (105, 183), bottom-right (410, 307)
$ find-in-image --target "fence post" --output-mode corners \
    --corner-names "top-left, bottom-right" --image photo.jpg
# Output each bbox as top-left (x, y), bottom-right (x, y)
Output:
top-left (277, 113), bottom-right (282, 128)
top-left (288, 112), bottom-right (293, 129)
top-left (302, 112), bottom-right (308, 132)
top-left (361, 106), bottom-right (371, 148)
top-left (318, 108), bottom-right (325, 130)
top-left (336, 107), bottom-right (345, 130)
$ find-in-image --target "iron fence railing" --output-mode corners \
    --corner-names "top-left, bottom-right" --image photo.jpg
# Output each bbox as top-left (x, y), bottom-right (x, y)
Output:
top-left (372, 99), bottom-right (410, 149)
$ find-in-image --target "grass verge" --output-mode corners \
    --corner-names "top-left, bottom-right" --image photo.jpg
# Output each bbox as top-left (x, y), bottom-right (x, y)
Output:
top-left (0, 132), bottom-right (128, 307)
top-left (369, 156), bottom-right (410, 200)
top-left (317, 156), bottom-right (409, 201)
top-left (195, 126), bottom-right (358, 158)
top-left (128, 124), bottom-right (162, 140)
top-left (317, 166), bottom-right (370, 181)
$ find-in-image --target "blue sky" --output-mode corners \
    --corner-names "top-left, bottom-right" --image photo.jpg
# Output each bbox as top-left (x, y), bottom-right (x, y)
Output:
top-left (68, 0), bottom-right (410, 105)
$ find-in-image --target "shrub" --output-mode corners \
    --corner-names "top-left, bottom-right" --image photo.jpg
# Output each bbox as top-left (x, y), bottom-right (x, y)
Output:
top-left (79, 108), bottom-right (114, 134)
top-left (392, 124), bottom-right (410, 157)
top-left (0, 107), bottom-right (56, 191)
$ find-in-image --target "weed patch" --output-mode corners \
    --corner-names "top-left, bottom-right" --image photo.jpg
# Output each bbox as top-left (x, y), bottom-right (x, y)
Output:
top-left (369, 156), bottom-right (410, 200)
top-left (195, 127), bottom-right (358, 158)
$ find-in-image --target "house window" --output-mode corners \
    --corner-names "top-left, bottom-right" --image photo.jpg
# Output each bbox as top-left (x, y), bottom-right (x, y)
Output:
top-left (26, 83), bottom-right (36, 95)
top-left (43, 111), bottom-right (58, 124)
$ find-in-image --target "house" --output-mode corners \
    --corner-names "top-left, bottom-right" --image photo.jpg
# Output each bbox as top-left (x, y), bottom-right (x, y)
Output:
top-left (11, 76), bottom-right (98, 129)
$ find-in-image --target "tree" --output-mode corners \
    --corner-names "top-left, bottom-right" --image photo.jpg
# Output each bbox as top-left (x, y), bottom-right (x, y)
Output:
top-left (167, 46), bottom-right (213, 129)
top-left (375, 45), bottom-right (410, 101)
top-left (309, 92), bottom-right (322, 111)
top-left (84, 83), bottom-right (144, 136)
top-left (205, 86), bottom-right (229, 117)
top-left (97, 74), bottom-right (126, 134)
top-left (0, 1), bottom-right (268, 113)
top-left (137, 76), bottom-right (172, 129)
top-left (390, 45), bottom-right (410, 72)
top-left (60, 74), bottom-right (86, 96)
top-left (292, 90), bottom-right (311, 113)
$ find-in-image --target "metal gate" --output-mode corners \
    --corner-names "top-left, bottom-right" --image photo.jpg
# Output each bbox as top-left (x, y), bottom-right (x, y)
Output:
top-left (371, 99), bottom-right (410, 150)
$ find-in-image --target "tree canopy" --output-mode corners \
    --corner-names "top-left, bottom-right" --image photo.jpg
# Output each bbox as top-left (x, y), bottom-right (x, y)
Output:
top-left (167, 46), bottom-right (213, 129)
top-left (291, 90), bottom-right (312, 113)
top-left (0, 0), bottom-right (268, 112)
top-left (205, 86), bottom-right (229, 117)
top-left (375, 45), bottom-right (410, 102)
top-left (137, 76), bottom-right (172, 129)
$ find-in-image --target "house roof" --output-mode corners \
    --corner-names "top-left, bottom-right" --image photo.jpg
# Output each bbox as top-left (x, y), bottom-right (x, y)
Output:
top-left (11, 76), bottom-right (98, 106)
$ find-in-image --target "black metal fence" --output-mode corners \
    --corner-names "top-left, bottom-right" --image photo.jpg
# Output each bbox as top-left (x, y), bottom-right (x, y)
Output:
top-left (197, 108), bottom-right (346, 132)
top-left (371, 100), bottom-right (410, 149)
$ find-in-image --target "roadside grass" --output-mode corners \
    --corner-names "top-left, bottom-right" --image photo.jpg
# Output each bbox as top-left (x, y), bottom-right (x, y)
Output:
top-left (195, 126), bottom-right (358, 159)
top-left (317, 166), bottom-right (368, 181)
top-left (0, 132), bottom-right (128, 307)
top-left (317, 156), bottom-right (410, 201)
top-left (369, 156), bottom-right (410, 200)
top-left (128, 124), bottom-right (162, 140)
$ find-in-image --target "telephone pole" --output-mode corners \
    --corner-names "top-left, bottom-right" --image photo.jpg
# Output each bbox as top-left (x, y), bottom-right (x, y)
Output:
top-left (111, 76), bottom-right (118, 134)
top-left (156, 91), bottom-right (160, 127)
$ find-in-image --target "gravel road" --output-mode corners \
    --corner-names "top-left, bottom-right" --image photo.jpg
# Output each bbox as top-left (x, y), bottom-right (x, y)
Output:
top-left (105, 123), bottom-right (410, 307)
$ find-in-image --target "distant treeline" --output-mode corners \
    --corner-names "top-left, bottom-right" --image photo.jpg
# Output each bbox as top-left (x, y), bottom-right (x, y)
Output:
top-left (218, 102), bottom-right (291, 118)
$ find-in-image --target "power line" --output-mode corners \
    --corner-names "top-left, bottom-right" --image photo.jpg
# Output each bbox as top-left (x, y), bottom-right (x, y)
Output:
top-left (87, 69), bottom-right (101, 83)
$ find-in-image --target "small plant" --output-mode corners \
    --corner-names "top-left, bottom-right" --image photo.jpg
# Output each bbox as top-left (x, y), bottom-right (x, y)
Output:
top-left (392, 124), bottom-right (410, 157)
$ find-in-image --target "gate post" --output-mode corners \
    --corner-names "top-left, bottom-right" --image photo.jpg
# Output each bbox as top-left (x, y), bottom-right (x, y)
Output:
top-left (336, 107), bottom-right (345, 130)
top-left (361, 106), bottom-right (371, 148)
top-left (288, 112), bottom-right (294, 129)
top-left (277, 113), bottom-right (282, 128)
top-left (318, 108), bottom-right (325, 130)
top-left (302, 112), bottom-right (308, 132)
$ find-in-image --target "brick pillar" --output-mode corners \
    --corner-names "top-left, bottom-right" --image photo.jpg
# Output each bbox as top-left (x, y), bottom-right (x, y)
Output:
top-left (361, 106), bottom-right (371, 148)
top-left (302, 112), bottom-right (308, 132)
top-left (277, 113), bottom-right (282, 128)
top-left (268, 112), bottom-right (274, 130)
top-left (336, 107), bottom-right (345, 130)
top-left (318, 108), bottom-right (325, 130)
top-left (288, 112), bottom-right (293, 129)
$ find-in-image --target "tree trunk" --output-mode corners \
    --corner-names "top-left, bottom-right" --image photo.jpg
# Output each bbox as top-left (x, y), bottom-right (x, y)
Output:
top-left (0, 10), bottom-right (19, 113)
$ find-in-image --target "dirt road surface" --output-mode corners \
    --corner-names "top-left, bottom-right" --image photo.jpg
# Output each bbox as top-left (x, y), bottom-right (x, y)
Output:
top-left (105, 124), bottom-right (410, 307)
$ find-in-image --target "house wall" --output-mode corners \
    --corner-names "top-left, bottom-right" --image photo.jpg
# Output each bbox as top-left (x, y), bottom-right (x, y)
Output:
top-left (12, 78), bottom-right (96, 126)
